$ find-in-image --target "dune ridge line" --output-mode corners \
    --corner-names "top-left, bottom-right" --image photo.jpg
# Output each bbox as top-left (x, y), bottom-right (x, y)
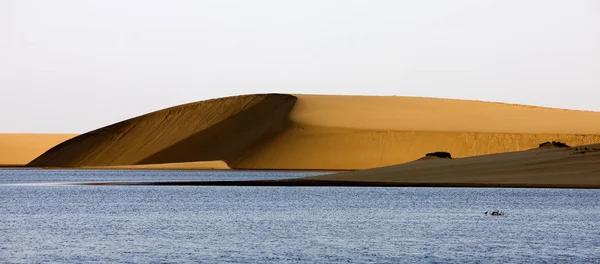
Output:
top-left (25, 94), bottom-right (600, 170)
top-left (28, 94), bottom-right (297, 167)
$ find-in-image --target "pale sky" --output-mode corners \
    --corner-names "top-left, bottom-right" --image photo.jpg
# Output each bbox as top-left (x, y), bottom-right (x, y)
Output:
top-left (1, 0), bottom-right (599, 133)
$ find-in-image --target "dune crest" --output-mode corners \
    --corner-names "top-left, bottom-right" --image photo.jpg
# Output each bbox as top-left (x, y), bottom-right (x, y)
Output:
top-left (289, 95), bottom-right (600, 134)
top-left (27, 94), bottom-right (600, 170)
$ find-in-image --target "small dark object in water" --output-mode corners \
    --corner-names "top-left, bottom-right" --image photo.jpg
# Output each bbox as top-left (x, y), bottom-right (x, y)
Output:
top-left (425, 152), bottom-right (452, 159)
top-left (539, 141), bottom-right (570, 148)
top-left (488, 210), bottom-right (504, 216)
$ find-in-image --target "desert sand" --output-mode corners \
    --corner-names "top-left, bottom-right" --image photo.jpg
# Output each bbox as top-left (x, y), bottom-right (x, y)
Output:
top-left (27, 94), bottom-right (600, 171)
top-left (82, 161), bottom-right (230, 170)
top-left (0, 134), bottom-right (76, 166)
top-left (299, 143), bottom-right (600, 188)
top-left (75, 143), bottom-right (600, 188)
top-left (29, 94), bottom-right (297, 167)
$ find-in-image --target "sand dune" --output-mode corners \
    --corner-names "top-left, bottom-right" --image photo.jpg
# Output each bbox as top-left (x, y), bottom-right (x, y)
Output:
top-left (234, 95), bottom-right (600, 169)
top-left (290, 95), bottom-right (600, 134)
top-left (234, 128), bottom-right (600, 170)
top-left (82, 161), bottom-right (230, 170)
top-left (304, 144), bottom-right (600, 187)
top-left (0, 134), bottom-right (75, 166)
top-left (73, 144), bottom-right (600, 188)
top-left (29, 94), bottom-right (296, 167)
top-left (28, 94), bottom-right (600, 170)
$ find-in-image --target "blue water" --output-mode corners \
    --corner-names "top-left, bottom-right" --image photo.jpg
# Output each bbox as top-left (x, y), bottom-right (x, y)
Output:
top-left (0, 169), bottom-right (320, 184)
top-left (1, 170), bottom-right (599, 263)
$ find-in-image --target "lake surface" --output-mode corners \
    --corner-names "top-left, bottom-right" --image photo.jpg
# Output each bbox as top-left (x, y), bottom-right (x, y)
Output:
top-left (0, 169), bottom-right (320, 185)
top-left (1, 169), bottom-right (599, 263)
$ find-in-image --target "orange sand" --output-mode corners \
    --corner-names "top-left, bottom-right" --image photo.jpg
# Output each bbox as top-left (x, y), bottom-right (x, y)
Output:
top-left (27, 94), bottom-right (600, 171)
top-left (0, 134), bottom-right (75, 166)
top-left (82, 161), bottom-right (230, 170)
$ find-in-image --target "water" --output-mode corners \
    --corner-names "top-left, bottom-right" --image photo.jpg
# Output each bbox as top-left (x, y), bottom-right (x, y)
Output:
top-left (0, 169), bottom-right (319, 185)
top-left (1, 170), bottom-right (599, 263)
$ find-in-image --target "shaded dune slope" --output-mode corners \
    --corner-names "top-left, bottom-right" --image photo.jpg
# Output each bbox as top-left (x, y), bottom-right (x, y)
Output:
top-left (304, 143), bottom-right (600, 187)
top-left (28, 94), bottom-right (600, 170)
top-left (28, 94), bottom-right (297, 167)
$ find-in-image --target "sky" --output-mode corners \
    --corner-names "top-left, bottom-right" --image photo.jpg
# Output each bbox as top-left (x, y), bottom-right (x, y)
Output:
top-left (1, 0), bottom-right (599, 133)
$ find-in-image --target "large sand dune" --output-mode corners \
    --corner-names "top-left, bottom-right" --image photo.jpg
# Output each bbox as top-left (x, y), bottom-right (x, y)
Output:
top-left (28, 94), bottom-right (600, 170)
top-left (235, 95), bottom-right (600, 169)
top-left (29, 94), bottom-right (296, 167)
top-left (0, 134), bottom-right (75, 166)
top-left (303, 143), bottom-right (600, 187)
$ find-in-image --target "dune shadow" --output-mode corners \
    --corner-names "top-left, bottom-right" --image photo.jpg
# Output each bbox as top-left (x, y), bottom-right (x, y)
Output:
top-left (136, 95), bottom-right (297, 166)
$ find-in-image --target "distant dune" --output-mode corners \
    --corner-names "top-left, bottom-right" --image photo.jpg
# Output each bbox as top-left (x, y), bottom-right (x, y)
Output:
top-left (303, 143), bottom-right (600, 188)
top-left (0, 134), bottom-right (75, 166)
top-left (28, 94), bottom-right (600, 170)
